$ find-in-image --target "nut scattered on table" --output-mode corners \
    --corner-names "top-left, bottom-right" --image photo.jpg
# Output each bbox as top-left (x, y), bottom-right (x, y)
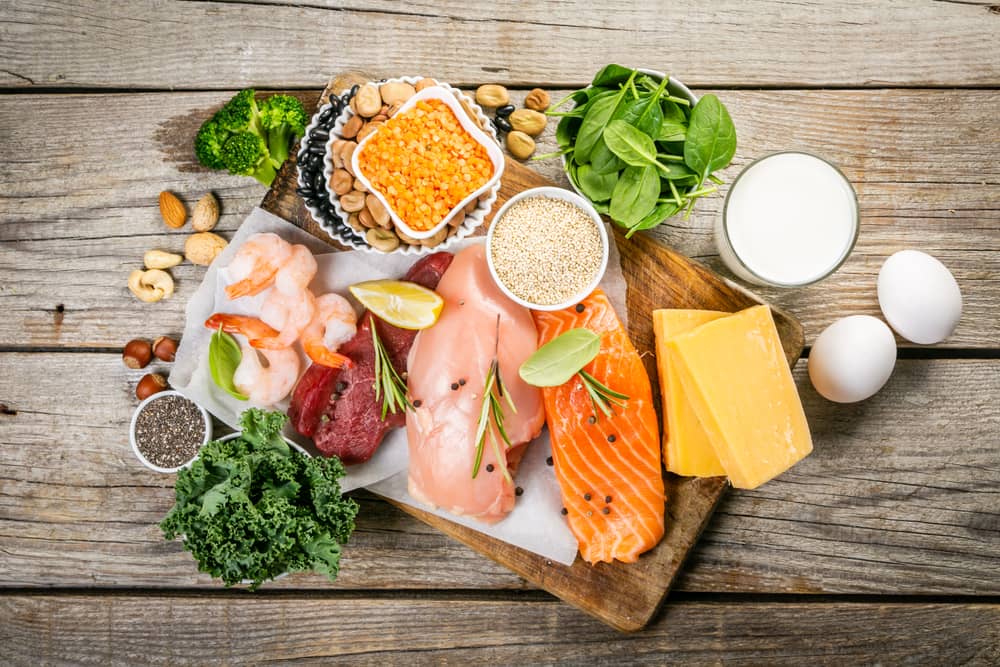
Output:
top-left (379, 81), bottom-right (416, 106)
top-left (128, 269), bottom-right (174, 303)
top-left (152, 336), bottom-right (179, 362)
top-left (136, 373), bottom-right (168, 401)
top-left (123, 339), bottom-right (153, 369)
top-left (191, 193), bottom-right (220, 232)
top-left (506, 130), bottom-right (536, 160)
top-left (185, 232), bottom-right (228, 266)
top-left (158, 191), bottom-right (186, 229)
top-left (475, 84), bottom-right (509, 108)
top-left (144, 249), bottom-right (183, 270)
top-left (354, 83), bottom-right (382, 118)
top-left (525, 88), bottom-right (551, 112)
top-left (414, 77), bottom-right (437, 92)
top-left (509, 109), bottom-right (547, 136)
top-left (366, 227), bottom-right (400, 253)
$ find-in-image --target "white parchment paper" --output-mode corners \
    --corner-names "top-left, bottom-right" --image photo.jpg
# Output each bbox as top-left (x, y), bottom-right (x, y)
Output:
top-left (172, 206), bottom-right (629, 564)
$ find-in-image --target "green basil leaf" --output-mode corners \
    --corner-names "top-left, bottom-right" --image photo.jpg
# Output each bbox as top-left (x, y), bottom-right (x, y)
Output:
top-left (610, 164), bottom-right (659, 227)
top-left (519, 328), bottom-right (602, 387)
top-left (576, 164), bottom-right (618, 202)
top-left (209, 329), bottom-right (249, 401)
top-left (624, 201), bottom-right (681, 238)
top-left (589, 139), bottom-right (625, 175)
top-left (604, 120), bottom-right (658, 167)
top-left (591, 64), bottom-right (636, 88)
top-left (683, 94), bottom-right (737, 183)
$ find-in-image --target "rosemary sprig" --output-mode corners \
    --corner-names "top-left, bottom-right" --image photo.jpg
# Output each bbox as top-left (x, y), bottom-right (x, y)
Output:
top-left (579, 369), bottom-right (630, 418)
top-left (472, 317), bottom-right (516, 481)
top-left (370, 314), bottom-right (412, 419)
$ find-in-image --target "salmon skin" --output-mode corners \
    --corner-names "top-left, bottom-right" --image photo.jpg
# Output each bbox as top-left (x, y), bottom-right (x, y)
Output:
top-left (533, 289), bottom-right (665, 564)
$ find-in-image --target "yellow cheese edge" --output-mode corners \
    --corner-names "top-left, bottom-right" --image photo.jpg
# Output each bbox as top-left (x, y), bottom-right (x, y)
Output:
top-left (652, 310), bottom-right (728, 477)
top-left (666, 305), bottom-right (813, 490)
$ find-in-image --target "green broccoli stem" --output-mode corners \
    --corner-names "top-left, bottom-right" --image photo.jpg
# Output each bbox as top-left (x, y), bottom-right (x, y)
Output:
top-left (268, 127), bottom-right (292, 165)
top-left (255, 159), bottom-right (278, 187)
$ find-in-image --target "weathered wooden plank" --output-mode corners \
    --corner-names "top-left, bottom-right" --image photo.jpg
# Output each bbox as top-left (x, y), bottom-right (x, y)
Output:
top-left (1, 89), bottom-right (997, 349)
top-left (1, 1), bottom-right (999, 88)
top-left (1, 353), bottom-right (997, 594)
top-left (2, 594), bottom-right (998, 664)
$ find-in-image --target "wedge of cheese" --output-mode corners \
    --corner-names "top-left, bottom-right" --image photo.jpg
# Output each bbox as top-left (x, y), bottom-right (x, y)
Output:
top-left (667, 305), bottom-right (812, 489)
top-left (653, 309), bottom-right (728, 477)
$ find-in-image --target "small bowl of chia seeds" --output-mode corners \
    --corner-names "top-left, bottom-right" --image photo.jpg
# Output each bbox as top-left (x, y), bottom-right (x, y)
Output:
top-left (129, 390), bottom-right (212, 473)
top-left (486, 186), bottom-right (609, 311)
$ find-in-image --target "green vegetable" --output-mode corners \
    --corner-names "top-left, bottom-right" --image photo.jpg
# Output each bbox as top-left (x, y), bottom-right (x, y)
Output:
top-left (209, 328), bottom-right (248, 401)
top-left (536, 64), bottom-right (736, 235)
top-left (519, 328), bottom-right (601, 387)
top-left (610, 165), bottom-right (659, 227)
top-left (683, 94), bottom-right (737, 185)
top-left (194, 89), bottom-right (307, 186)
top-left (160, 409), bottom-right (358, 590)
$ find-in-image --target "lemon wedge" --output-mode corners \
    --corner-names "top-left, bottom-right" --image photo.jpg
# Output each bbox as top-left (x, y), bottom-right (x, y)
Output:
top-left (349, 280), bottom-right (444, 330)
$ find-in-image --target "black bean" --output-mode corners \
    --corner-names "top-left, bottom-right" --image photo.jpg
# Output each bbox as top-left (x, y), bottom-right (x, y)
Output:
top-left (496, 104), bottom-right (515, 118)
top-left (349, 84), bottom-right (360, 97)
top-left (312, 129), bottom-right (329, 141)
top-left (493, 116), bottom-right (512, 133)
top-left (313, 173), bottom-right (326, 191)
top-left (308, 144), bottom-right (326, 155)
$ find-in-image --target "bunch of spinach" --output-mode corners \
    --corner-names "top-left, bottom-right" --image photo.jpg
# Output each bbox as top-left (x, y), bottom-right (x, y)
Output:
top-left (160, 409), bottom-right (358, 589)
top-left (542, 64), bottom-right (736, 237)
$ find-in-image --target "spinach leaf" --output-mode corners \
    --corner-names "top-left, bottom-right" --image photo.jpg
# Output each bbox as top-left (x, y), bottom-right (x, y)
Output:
top-left (576, 164), bottom-right (618, 202)
top-left (610, 165), bottom-right (659, 227)
top-left (619, 76), bottom-right (667, 137)
top-left (657, 161), bottom-right (696, 180)
top-left (574, 72), bottom-right (635, 163)
top-left (209, 328), bottom-right (248, 401)
top-left (683, 94), bottom-right (737, 183)
top-left (556, 115), bottom-right (581, 150)
top-left (604, 120), bottom-right (658, 167)
top-left (658, 119), bottom-right (687, 142)
top-left (589, 139), bottom-right (624, 175)
top-left (591, 64), bottom-right (636, 88)
top-left (625, 201), bottom-right (682, 238)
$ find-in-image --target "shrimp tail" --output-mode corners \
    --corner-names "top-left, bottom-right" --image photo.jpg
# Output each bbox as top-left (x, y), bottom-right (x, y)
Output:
top-left (204, 313), bottom-right (280, 340)
top-left (225, 269), bottom-right (278, 299)
top-left (249, 333), bottom-right (297, 350)
top-left (304, 342), bottom-right (353, 369)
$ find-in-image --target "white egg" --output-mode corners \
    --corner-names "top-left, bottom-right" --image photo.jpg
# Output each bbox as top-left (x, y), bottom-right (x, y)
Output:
top-left (809, 315), bottom-right (897, 403)
top-left (877, 250), bottom-right (962, 344)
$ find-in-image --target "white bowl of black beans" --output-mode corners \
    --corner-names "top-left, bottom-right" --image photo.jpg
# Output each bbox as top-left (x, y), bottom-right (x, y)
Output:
top-left (129, 391), bottom-right (212, 474)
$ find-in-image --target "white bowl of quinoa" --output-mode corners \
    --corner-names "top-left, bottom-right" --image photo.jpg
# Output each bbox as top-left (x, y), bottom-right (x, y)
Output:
top-left (486, 187), bottom-right (609, 312)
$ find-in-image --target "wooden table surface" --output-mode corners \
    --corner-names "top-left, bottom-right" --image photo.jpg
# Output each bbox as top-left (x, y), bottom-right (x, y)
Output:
top-left (1, 1), bottom-right (998, 664)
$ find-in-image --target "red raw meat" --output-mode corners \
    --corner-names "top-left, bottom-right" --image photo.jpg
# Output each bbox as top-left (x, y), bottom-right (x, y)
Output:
top-left (288, 251), bottom-right (453, 463)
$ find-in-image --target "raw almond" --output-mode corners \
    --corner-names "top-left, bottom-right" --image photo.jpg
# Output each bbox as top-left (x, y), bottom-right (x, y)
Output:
top-left (158, 191), bottom-right (186, 229)
top-left (191, 192), bottom-right (220, 232)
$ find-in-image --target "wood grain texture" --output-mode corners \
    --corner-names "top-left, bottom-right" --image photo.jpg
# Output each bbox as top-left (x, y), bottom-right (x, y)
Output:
top-left (1, 354), bottom-right (998, 595)
top-left (2, 1), bottom-right (999, 88)
top-left (2, 89), bottom-right (997, 349)
top-left (2, 594), bottom-right (999, 665)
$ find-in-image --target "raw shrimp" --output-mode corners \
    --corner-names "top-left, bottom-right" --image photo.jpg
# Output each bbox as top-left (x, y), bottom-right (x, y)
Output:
top-left (300, 293), bottom-right (357, 369)
top-left (273, 244), bottom-right (318, 294)
top-left (203, 313), bottom-right (301, 405)
top-left (254, 288), bottom-right (316, 350)
top-left (225, 233), bottom-right (294, 299)
top-left (232, 338), bottom-right (301, 406)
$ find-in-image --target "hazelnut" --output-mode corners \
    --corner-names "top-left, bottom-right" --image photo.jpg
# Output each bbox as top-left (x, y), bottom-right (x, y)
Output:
top-left (136, 373), bottom-right (168, 401)
top-left (152, 336), bottom-right (179, 362)
top-left (123, 339), bottom-right (153, 369)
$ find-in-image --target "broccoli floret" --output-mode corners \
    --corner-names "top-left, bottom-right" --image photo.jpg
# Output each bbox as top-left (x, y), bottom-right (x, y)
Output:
top-left (222, 131), bottom-right (277, 186)
top-left (216, 88), bottom-right (263, 136)
top-left (259, 94), bottom-right (308, 165)
top-left (194, 113), bottom-right (228, 170)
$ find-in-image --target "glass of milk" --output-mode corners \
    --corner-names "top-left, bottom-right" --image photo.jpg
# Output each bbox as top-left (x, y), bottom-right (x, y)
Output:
top-left (716, 152), bottom-right (859, 287)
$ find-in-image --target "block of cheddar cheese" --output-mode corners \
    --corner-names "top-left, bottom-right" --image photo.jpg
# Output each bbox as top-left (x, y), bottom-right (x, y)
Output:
top-left (652, 309), bottom-right (728, 477)
top-left (666, 305), bottom-right (812, 489)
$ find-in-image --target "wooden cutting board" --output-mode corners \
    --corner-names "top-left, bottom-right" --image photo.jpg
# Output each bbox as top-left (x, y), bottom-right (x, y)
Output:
top-left (260, 80), bottom-right (804, 632)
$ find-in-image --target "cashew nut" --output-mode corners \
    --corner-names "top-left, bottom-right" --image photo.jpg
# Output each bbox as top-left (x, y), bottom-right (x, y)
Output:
top-left (365, 228), bottom-right (400, 253)
top-left (144, 249), bottom-right (183, 270)
top-left (128, 269), bottom-right (174, 303)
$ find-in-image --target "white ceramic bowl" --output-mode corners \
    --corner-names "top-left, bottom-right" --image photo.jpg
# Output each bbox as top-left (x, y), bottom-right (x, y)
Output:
top-left (561, 69), bottom-right (698, 222)
top-left (486, 186), bottom-right (609, 312)
top-left (129, 390), bottom-right (212, 474)
top-left (324, 76), bottom-right (504, 255)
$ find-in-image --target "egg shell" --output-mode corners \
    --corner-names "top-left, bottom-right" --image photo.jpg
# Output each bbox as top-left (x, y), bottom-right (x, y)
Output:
top-left (877, 250), bottom-right (962, 344)
top-left (809, 315), bottom-right (897, 403)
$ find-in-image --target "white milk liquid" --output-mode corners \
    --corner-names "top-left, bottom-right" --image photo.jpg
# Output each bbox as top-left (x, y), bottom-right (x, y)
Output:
top-left (718, 152), bottom-right (857, 286)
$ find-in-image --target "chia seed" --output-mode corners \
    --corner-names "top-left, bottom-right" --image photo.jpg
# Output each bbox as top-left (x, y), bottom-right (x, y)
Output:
top-left (134, 394), bottom-right (205, 469)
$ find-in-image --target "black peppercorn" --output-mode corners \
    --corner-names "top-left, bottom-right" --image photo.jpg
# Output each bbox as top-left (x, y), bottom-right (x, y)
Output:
top-left (575, 303), bottom-right (585, 313)
top-left (515, 487), bottom-right (523, 496)
top-left (413, 399), bottom-right (423, 408)
top-left (587, 415), bottom-right (597, 425)
top-left (602, 507), bottom-right (610, 515)
top-left (607, 434), bottom-right (616, 443)
top-left (546, 456), bottom-right (553, 466)
top-left (584, 493), bottom-right (592, 501)
top-left (605, 495), bottom-right (612, 503)
top-left (561, 507), bottom-right (568, 515)
top-left (486, 463), bottom-right (495, 472)
top-left (451, 382), bottom-right (460, 391)
top-left (458, 378), bottom-right (466, 386)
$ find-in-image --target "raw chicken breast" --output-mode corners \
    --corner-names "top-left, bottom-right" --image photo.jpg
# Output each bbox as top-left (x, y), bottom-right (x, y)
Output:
top-left (406, 245), bottom-right (545, 523)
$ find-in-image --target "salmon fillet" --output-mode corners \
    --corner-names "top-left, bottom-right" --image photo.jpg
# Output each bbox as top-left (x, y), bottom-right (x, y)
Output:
top-left (533, 289), bottom-right (665, 564)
